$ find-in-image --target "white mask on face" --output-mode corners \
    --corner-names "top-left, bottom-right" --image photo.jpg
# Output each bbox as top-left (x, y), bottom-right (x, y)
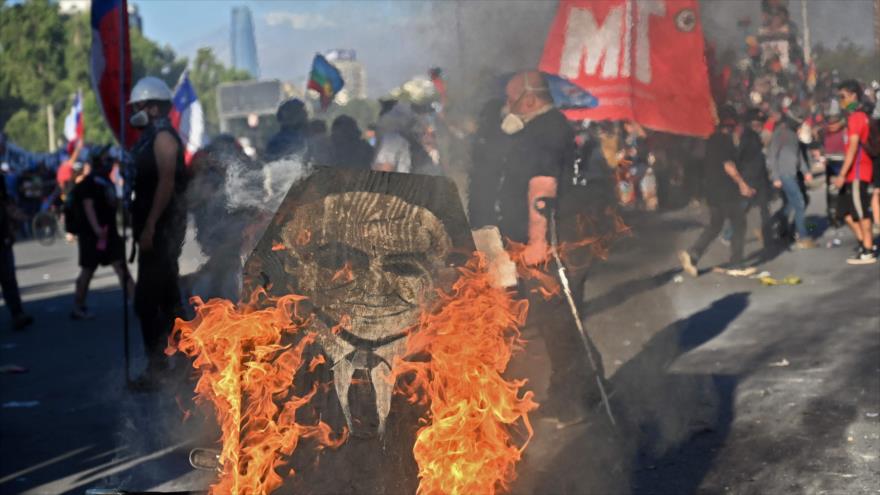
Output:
top-left (129, 109), bottom-right (149, 128)
top-left (500, 112), bottom-right (525, 135)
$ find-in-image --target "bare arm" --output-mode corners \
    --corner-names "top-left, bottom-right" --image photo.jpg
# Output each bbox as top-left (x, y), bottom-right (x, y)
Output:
top-left (145, 131), bottom-right (178, 232)
top-left (82, 199), bottom-right (102, 237)
top-left (724, 160), bottom-right (747, 188)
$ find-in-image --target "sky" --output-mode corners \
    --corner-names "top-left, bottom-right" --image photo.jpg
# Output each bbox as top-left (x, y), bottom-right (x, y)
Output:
top-left (132, 0), bottom-right (876, 97)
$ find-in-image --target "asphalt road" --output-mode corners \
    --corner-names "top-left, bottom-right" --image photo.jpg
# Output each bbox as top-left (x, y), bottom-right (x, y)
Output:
top-left (1, 187), bottom-right (878, 495)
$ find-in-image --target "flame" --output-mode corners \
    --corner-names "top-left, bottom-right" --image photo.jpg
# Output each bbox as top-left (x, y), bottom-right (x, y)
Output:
top-left (167, 292), bottom-right (346, 494)
top-left (394, 255), bottom-right (537, 495)
top-left (330, 261), bottom-right (354, 284)
top-left (271, 242), bottom-right (286, 252)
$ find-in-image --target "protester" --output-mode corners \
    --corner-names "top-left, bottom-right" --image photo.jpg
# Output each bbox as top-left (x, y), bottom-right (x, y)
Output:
top-left (128, 76), bottom-right (189, 389)
top-left (832, 80), bottom-right (876, 264)
top-left (69, 145), bottom-right (133, 320)
top-left (265, 98), bottom-right (309, 162)
top-left (372, 101), bottom-right (415, 173)
top-left (469, 71), bottom-right (607, 426)
top-left (679, 105), bottom-right (756, 276)
top-left (738, 108), bottom-right (774, 248)
top-left (821, 107), bottom-right (847, 227)
top-left (0, 142), bottom-right (33, 331)
top-left (767, 108), bottom-right (814, 249)
top-left (327, 115), bottom-right (373, 169)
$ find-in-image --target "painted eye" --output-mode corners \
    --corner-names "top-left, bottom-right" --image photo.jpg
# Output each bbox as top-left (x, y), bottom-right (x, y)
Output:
top-left (314, 242), bottom-right (368, 271)
top-left (675, 9), bottom-right (696, 32)
top-left (383, 261), bottom-right (423, 277)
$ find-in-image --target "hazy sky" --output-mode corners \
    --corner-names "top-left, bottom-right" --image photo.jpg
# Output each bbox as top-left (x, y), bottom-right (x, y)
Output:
top-left (134, 0), bottom-right (876, 96)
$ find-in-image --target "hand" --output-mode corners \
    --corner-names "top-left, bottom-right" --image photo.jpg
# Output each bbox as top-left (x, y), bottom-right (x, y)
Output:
top-left (804, 173), bottom-right (813, 184)
top-left (832, 175), bottom-right (846, 190)
top-left (739, 183), bottom-right (756, 198)
top-left (138, 224), bottom-right (155, 252)
top-left (522, 241), bottom-right (549, 266)
top-left (773, 180), bottom-right (782, 189)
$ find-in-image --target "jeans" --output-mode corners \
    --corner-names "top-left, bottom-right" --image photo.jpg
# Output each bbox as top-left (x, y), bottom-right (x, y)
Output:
top-left (779, 175), bottom-right (808, 239)
top-left (0, 243), bottom-right (24, 317)
top-left (689, 201), bottom-right (746, 265)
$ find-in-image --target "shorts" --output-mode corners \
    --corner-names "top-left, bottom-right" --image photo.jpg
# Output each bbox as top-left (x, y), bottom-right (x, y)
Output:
top-left (839, 181), bottom-right (873, 221)
top-left (78, 231), bottom-right (125, 269)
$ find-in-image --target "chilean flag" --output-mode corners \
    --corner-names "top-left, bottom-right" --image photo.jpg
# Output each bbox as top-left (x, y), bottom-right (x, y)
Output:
top-left (169, 71), bottom-right (205, 163)
top-left (63, 90), bottom-right (84, 154)
top-left (89, 0), bottom-right (137, 147)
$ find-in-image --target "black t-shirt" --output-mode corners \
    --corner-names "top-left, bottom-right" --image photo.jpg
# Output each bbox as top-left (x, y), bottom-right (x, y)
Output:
top-left (131, 119), bottom-right (187, 240)
top-left (704, 129), bottom-right (739, 204)
top-left (77, 174), bottom-right (119, 237)
top-left (737, 127), bottom-right (768, 186)
top-left (498, 109), bottom-right (574, 243)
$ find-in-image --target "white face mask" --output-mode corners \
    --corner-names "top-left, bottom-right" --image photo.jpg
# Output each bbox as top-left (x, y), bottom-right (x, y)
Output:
top-left (500, 112), bottom-right (525, 135)
top-left (129, 109), bottom-right (149, 128)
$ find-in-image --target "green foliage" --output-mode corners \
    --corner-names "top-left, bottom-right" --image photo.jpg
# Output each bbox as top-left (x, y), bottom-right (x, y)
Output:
top-left (814, 40), bottom-right (880, 85)
top-left (0, 0), bottom-right (249, 152)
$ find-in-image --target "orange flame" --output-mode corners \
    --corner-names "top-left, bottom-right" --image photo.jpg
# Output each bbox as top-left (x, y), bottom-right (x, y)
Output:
top-left (394, 255), bottom-right (538, 495)
top-left (271, 242), bottom-right (286, 252)
top-left (167, 292), bottom-right (346, 494)
top-left (330, 262), bottom-right (354, 284)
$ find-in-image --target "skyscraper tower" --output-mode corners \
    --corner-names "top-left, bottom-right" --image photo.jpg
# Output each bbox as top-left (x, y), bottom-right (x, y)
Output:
top-left (231, 6), bottom-right (260, 78)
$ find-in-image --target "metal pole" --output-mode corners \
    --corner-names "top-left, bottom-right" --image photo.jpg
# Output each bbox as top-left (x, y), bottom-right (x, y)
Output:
top-left (801, 0), bottom-right (811, 64)
top-left (46, 104), bottom-right (56, 153)
top-left (119, 0), bottom-right (131, 386)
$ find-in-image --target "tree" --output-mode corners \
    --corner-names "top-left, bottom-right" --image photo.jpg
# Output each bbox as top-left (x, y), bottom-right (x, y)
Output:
top-left (813, 40), bottom-right (880, 85)
top-left (0, 0), bottom-right (249, 152)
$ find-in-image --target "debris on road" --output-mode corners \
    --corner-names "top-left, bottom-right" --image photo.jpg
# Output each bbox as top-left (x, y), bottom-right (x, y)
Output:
top-left (768, 358), bottom-right (790, 367)
top-left (760, 275), bottom-right (802, 286)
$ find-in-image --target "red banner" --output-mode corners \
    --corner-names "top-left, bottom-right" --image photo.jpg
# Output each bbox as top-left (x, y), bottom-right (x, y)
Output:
top-left (539, 0), bottom-right (715, 137)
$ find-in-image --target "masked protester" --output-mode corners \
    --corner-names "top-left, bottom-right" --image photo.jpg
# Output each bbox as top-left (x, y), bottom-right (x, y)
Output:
top-left (328, 115), bottom-right (373, 169)
top-left (128, 76), bottom-right (189, 390)
top-left (737, 109), bottom-right (775, 249)
top-left (70, 145), bottom-right (133, 320)
top-left (679, 105), bottom-right (756, 276)
top-left (469, 71), bottom-right (607, 426)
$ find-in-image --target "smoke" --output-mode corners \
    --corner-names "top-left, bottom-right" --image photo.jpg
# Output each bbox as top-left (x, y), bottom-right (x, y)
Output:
top-left (223, 157), bottom-right (310, 214)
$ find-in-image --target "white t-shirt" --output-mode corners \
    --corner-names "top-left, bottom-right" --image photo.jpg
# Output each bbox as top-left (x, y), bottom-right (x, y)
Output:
top-left (373, 133), bottom-right (411, 173)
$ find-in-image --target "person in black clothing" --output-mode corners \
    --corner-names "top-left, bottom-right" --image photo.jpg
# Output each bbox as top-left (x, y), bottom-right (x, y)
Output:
top-left (265, 98), bottom-right (309, 162)
top-left (0, 158), bottom-right (33, 331)
top-left (70, 146), bottom-right (133, 320)
top-left (128, 76), bottom-right (188, 389)
top-left (680, 106), bottom-right (756, 276)
top-left (738, 108), bottom-right (775, 250)
top-left (469, 71), bottom-right (607, 426)
top-left (327, 115), bottom-right (373, 169)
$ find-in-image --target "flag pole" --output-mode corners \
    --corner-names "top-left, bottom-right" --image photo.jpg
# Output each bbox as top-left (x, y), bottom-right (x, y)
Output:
top-left (119, 0), bottom-right (132, 386)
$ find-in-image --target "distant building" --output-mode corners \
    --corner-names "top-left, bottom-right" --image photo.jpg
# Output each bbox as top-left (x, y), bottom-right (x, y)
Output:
top-left (325, 49), bottom-right (367, 102)
top-left (231, 6), bottom-right (260, 78)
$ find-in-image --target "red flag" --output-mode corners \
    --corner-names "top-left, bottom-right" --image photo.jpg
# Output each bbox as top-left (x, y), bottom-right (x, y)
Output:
top-left (539, 0), bottom-right (715, 137)
top-left (90, 0), bottom-right (138, 148)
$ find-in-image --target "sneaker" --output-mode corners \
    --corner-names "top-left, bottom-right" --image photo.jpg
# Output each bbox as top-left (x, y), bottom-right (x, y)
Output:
top-left (847, 248), bottom-right (878, 265)
top-left (678, 250), bottom-right (698, 277)
top-left (12, 313), bottom-right (34, 331)
top-left (70, 306), bottom-right (95, 320)
top-left (794, 239), bottom-right (816, 250)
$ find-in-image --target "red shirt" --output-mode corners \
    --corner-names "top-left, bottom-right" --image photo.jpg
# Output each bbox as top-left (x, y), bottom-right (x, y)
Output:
top-left (845, 111), bottom-right (873, 183)
top-left (56, 162), bottom-right (74, 189)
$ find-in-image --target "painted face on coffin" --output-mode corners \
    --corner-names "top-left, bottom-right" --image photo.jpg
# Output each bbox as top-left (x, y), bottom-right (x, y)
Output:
top-left (279, 191), bottom-right (452, 436)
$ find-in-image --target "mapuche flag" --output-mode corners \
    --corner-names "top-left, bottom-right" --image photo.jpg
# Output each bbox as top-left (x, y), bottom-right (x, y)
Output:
top-left (539, 0), bottom-right (715, 137)
top-left (89, 0), bottom-right (137, 147)
top-left (308, 54), bottom-right (345, 110)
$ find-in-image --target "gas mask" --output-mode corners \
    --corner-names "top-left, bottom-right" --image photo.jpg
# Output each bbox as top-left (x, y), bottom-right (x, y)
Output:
top-left (129, 109), bottom-right (150, 128)
top-left (500, 111), bottom-right (526, 135)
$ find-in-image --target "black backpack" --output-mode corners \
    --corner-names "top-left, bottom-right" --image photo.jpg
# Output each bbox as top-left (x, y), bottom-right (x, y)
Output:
top-left (864, 114), bottom-right (880, 161)
top-left (63, 182), bottom-right (84, 235)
